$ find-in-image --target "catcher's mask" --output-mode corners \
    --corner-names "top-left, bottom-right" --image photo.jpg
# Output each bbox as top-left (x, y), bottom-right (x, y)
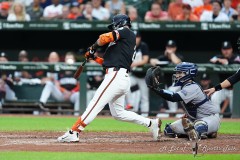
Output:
top-left (173, 62), bottom-right (198, 87)
top-left (108, 14), bottom-right (131, 31)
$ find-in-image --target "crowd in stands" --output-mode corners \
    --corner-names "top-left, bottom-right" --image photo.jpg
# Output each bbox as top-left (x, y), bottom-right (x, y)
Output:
top-left (0, 0), bottom-right (240, 22)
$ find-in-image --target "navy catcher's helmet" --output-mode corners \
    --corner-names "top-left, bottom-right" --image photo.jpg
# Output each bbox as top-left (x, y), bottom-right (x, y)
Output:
top-left (108, 14), bottom-right (131, 30)
top-left (173, 62), bottom-right (198, 86)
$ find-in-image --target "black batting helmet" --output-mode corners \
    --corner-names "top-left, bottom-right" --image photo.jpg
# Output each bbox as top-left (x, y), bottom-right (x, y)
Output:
top-left (107, 14), bottom-right (131, 30)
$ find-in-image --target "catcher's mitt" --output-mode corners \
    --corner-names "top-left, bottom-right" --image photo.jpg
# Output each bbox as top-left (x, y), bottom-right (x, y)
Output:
top-left (145, 66), bottom-right (162, 88)
top-left (237, 37), bottom-right (240, 53)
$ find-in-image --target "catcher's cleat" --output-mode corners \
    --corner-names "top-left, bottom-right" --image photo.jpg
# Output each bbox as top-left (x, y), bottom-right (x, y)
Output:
top-left (149, 118), bottom-right (162, 141)
top-left (208, 132), bottom-right (217, 138)
top-left (57, 130), bottom-right (79, 142)
top-left (182, 118), bottom-right (199, 157)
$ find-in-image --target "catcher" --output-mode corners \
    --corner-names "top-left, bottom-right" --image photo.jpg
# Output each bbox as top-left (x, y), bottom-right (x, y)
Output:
top-left (145, 62), bottom-right (220, 156)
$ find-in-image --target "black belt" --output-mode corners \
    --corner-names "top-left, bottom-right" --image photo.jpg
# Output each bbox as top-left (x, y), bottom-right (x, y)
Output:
top-left (104, 67), bottom-right (129, 73)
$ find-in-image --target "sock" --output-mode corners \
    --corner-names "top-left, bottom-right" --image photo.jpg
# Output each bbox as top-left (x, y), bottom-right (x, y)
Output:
top-left (71, 117), bottom-right (87, 133)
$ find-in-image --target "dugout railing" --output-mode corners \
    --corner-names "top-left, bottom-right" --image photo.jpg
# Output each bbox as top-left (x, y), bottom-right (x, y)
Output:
top-left (0, 62), bottom-right (239, 117)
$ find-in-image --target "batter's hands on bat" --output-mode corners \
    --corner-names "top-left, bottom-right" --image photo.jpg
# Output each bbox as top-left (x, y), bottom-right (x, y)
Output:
top-left (204, 87), bottom-right (216, 97)
top-left (85, 46), bottom-right (96, 59)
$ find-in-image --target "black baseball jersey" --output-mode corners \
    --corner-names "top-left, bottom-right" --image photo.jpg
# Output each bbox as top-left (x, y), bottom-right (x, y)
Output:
top-left (59, 71), bottom-right (78, 91)
top-left (102, 27), bottom-right (136, 71)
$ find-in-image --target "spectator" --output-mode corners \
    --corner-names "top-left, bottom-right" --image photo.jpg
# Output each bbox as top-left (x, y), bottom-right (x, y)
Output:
top-left (127, 6), bottom-right (142, 22)
top-left (40, 0), bottom-right (52, 9)
top-left (61, 5), bottom-right (70, 19)
top-left (0, 52), bottom-right (17, 109)
top-left (92, 0), bottom-right (110, 20)
top-left (222, 0), bottom-right (237, 18)
top-left (67, 1), bottom-right (81, 19)
top-left (39, 51), bottom-right (60, 84)
top-left (15, 0), bottom-right (33, 7)
top-left (231, 3), bottom-right (240, 21)
top-left (105, 0), bottom-right (126, 17)
top-left (77, 2), bottom-right (97, 20)
top-left (7, 2), bottom-right (31, 21)
top-left (231, 0), bottom-right (240, 9)
top-left (27, 0), bottom-right (44, 20)
top-left (150, 40), bottom-right (183, 115)
top-left (0, 1), bottom-right (10, 20)
top-left (175, 3), bottom-right (199, 21)
top-left (42, 0), bottom-right (63, 20)
top-left (144, 2), bottom-right (168, 22)
top-left (154, 0), bottom-right (170, 11)
top-left (183, 0), bottom-right (203, 9)
top-left (37, 52), bottom-right (80, 115)
top-left (209, 41), bottom-right (240, 113)
top-left (125, 31), bottom-right (150, 117)
top-left (14, 50), bottom-right (36, 85)
top-left (60, 0), bottom-right (73, 6)
top-left (200, 0), bottom-right (229, 22)
top-left (193, 0), bottom-right (212, 18)
top-left (168, 0), bottom-right (183, 20)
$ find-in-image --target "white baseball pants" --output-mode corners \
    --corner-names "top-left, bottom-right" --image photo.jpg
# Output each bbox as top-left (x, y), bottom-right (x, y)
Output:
top-left (81, 68), bottom-right (151, 127)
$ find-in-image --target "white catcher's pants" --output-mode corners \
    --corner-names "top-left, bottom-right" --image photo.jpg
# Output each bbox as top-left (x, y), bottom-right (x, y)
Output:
top-left (40, 81), bottom-right (80, 113)
top-left (81, 68), bottom-right (151, 127)
top-left (170, 114), bottom-right (220, 134)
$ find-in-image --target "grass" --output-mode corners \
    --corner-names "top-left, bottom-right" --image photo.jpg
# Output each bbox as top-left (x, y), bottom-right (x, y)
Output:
top-left (0, 152), bottom-right (239, 160)
top-left (0, 117), bottom-right (239, 160)
top-left (0, 116), bottom-right (239, 134)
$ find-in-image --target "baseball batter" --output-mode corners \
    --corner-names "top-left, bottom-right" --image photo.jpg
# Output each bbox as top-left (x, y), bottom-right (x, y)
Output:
top-left (58, 14), bottom-right (161, 142)
top-left (146, 62), bottom-right (220, 156)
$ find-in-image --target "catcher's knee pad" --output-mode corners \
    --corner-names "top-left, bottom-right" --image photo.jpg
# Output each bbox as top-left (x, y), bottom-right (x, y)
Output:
top-left (164, 123), bottom-right (176, 138)
top-left (194, 120), bottom-right (208, 139)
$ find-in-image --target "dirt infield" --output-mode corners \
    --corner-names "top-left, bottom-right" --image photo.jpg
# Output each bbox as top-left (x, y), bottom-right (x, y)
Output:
top-left (0, 131), bottom-right (239, 154)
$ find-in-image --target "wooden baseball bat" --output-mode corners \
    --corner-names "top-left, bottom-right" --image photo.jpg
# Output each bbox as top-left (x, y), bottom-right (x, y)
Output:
top-left (73, 58), bottom-right (87, 79)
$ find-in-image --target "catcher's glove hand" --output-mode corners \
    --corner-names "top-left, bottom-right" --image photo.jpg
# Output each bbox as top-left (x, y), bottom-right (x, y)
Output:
top-left (145, 66), bottom-right (162, 89)
top-left (237, 37), bottom-right (240, 53)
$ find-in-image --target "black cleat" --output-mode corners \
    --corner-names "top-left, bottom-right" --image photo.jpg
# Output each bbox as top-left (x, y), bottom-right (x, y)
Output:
top-left (37, 102), bottom-right (49, 111)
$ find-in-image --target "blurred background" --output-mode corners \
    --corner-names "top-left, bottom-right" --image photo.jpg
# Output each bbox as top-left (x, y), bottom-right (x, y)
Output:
top-left (0, 0), bottom-right (240, 118)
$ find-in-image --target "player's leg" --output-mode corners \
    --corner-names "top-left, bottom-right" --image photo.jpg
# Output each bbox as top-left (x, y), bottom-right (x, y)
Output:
top-left (58, 71), bottom-right (125, 142)
top-left (225, 89), bottom-right (233, 112)
top-left (137, 77), bottom-right (149, 117)
top-left (4, 84), bottom-right (17, 100)
top-left (164, 119), bottom-right (186, 137)
top-left (199, 114), bottom-right (220, 138)
top-left (39, 81), bottom-right (64, 103)
top-left (211, 90), bottom-right (224, 112)
top-left (70, 92), bottom-right (80, 116)
top-left (109, 94), bottom-right (161, 141)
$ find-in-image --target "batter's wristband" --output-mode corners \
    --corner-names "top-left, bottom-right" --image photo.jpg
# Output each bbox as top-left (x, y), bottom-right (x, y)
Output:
top-left (92, 42), bottom-right (99, 50)
top-left (214, 84), bottom-right (222, 91)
